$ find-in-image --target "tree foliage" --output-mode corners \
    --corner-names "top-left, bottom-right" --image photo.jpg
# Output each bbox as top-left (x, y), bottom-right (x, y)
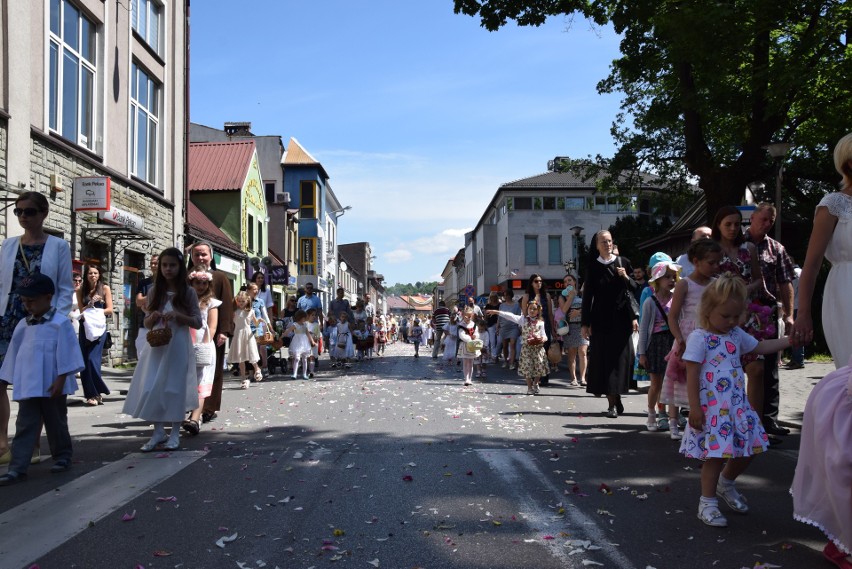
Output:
top-left (454, 0), bottom-right (852, 221)
top-left (385, 282), bottom-right (440, 296)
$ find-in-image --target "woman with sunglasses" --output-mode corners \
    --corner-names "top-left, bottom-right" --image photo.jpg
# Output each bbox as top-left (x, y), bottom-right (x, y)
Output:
top-left (521, 274), bottom-right (556, 386)
top-left (0, 192), bottom-right (73, 464)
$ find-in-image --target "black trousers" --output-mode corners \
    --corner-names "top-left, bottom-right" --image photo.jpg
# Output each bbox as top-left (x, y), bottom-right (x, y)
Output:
top-left (762, 351), bottom-right (780, 422)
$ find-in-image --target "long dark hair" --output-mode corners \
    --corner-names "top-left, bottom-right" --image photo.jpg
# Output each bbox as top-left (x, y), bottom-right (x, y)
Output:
top-left (148, 247), bottom-right (192, 314)
top-left (253, 271), bottom-right (267, 292)
top-left (526, 273), bottom-right (544, 299)
top-left (80, 264), bottom-right (105, 303)
top-left (711, 206), bottom-right (745, 245)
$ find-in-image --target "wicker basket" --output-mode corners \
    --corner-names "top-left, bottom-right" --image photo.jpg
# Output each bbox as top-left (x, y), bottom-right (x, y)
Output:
top-left (146, 326), bottom-right (172, 347)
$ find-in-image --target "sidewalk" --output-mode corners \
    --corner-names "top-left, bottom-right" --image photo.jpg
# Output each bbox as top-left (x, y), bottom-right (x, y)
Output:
top-left (777, 358), bottom-right (834, 429)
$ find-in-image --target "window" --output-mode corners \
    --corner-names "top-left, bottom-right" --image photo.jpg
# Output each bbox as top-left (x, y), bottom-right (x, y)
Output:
top-left (300, 181), bottom-right (317, 219)
top-left (48, 0), bottom-right (98, 150)
top-left (247, 214), bottom-right (255, 251)
top-left (131, 0), bottom-right (162, 53)
top-left (505, 236), bottom-right (508, 265)
top-left (533, 197), bottom-right (543, 210)
top-left (524, 236), bottom-right (538, 265)
top-left (565, 197), bottom-right (585, 210)
top-left (300, 238), bottom-right (316, 275)
top-left (542, 197), bottom-right (556, 210)
top-left (514, 197), bottom-right (532, 210)
top-left (265, 182), bottom-right (276, 203)
top-left (130, 63), bottom-right (160, 185)
top-left (548, 236), bottom-right (562, 265)
top-left (257, 219), bottom-right (263, 253)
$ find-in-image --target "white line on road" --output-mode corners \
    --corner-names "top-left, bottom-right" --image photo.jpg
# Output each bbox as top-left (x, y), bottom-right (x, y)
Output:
top-left (475, 448), bottom-right (638, 569)
top-left (0, 451), bottom-right (207, 569)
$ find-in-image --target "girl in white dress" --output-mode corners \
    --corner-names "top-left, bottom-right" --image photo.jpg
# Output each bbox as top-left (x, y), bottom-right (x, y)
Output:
top-left (284, 310), bottom-right (314, 379)
top-left (457, 307), bottom-right (481, 386)
top-left (228, 292), bottom-right (261, 389)
top-left (334, 312), bottom-right (356, 368)
top-left (182, 267), bottom-right (221, 436)
top-left (306, 308), bottom-right (321, 378)
top-left (123, 248), bottom-right (202, 452)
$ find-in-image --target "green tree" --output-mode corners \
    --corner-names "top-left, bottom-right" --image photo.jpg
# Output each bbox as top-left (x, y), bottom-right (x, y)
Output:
top-left (454, 0), bottom-right (852, 219)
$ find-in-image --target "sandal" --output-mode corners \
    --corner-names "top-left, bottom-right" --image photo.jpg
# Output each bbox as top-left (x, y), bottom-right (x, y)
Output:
top-left (85, 398), bottom-right (99, 407)
top-left (716, 482), bottom-right (749, 513)
top-left (697, 504), bottom-right (728, 527)
top-left (181, 419), bottom-right (200, 436)
top-left (254, 370), bottom-right (264, 382)
top-left (241, 379), bottom-right (250, 389)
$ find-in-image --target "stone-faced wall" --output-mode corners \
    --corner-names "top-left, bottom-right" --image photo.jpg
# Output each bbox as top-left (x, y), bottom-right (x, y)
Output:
top-left (30, 135), bottom-right (177, 364)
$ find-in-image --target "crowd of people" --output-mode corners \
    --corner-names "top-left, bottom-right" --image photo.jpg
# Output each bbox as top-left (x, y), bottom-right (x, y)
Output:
top-left (0, 134), bottom-right (848, 567)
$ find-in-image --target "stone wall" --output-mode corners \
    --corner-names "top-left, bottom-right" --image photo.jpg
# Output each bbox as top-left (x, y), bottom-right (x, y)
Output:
top-left (30, 136), bottom-right (177, 365)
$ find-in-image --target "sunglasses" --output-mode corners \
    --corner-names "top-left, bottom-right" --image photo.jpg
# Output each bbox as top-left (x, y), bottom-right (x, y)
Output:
top-left (13, 207), bottom-right (41, 217)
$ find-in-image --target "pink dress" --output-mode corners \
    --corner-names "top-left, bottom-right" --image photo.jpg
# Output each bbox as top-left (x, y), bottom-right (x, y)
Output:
top-left (791, 358), bottom-right (852, 554)
top-left (660, 278), bottom-right (707, 406)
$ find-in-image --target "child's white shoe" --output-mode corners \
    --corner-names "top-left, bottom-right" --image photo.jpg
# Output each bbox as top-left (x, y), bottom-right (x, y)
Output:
top-left (669, 419), bottom-right (682, 440)
top-left (646, 411), bottom-right (659, 432)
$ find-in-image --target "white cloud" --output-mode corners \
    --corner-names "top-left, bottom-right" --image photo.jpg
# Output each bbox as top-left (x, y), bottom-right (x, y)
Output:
top-left (384, 248), bottom-right (413, 264)
top-left (407, 228), bottom-right (472, 255)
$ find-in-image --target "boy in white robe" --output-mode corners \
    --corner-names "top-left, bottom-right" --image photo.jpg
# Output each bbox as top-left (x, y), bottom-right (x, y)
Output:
top-left (0, 273), bottom-right (84, 485)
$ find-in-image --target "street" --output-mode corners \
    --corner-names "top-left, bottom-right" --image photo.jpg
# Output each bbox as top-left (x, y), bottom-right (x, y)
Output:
top-left (0, 342), bottom-right (829, 569)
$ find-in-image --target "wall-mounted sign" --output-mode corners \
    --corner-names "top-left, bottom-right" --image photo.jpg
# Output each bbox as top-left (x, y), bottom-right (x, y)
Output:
top-left (73, 177), bottom-right (111, 211)
top-left (270, 266), bottom-right (288, 285)
top-left (97, 207), bottom-right (144, 231)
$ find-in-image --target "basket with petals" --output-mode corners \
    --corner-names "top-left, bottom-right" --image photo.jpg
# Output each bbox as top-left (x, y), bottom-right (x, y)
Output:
top-left (146, 321), bottom-right (172, 347)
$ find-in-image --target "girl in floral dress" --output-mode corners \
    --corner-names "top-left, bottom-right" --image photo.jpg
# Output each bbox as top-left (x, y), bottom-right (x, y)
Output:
top-left (680, 274), bottom-right (794, 528)
top-left (487, 300), bottom-right (548, 395)
top-left (712, 206), bottom-right (774, 422)
top-left (456, 307), bottom-right (481, 386)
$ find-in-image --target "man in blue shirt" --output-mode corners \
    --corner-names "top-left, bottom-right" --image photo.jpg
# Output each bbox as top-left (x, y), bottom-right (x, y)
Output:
top-left (297, 282), bottom-right (324, 325)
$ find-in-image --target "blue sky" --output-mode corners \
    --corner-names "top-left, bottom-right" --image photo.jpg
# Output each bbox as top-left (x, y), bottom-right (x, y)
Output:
top-left (190, 1), bottom-right (623, 286)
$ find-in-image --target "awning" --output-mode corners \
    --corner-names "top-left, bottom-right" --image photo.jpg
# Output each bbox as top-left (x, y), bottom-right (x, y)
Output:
top-left (83, 223), bottom-right (156, 242)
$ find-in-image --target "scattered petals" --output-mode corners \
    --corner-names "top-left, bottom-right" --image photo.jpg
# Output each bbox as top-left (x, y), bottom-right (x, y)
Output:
top-left (152, 550), bottom-right (172, 557)
top-left (215, 533), bottom-right (238, 548)
top-left (121, 510), bottom-right (136, 521)
top-left (367, 560), bottom-right (380, 568)
top-left (402, 475), bottom-right (413, 482)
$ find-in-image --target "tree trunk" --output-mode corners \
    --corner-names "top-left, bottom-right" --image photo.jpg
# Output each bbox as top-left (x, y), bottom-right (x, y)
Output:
top-left (699, 169), bottom-right (751, 225)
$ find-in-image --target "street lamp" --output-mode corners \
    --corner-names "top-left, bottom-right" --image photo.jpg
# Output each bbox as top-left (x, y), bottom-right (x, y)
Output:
top-left (331, 205), bottom-right (352, 218)
top-left (764, 142), bottom-right (792, 241)
top-left (570, 225), bottom-right (584, 275)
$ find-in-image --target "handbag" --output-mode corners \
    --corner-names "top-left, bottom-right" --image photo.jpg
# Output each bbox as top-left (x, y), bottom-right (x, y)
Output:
top-left (146, 320), bottom-right (172, 347)
top-left (337, 332), bottom-right (349, 348)
top-left (556, 319), bottom-right (570, 336)
top-left (194, 341), bottom-right (214, 366)
top-left (256, 330), bottom-right (274, 346)
top-left (547, 342), bottom-right (563, 364)
top-left (103, 331), bottom-right (113, 350)
top-left (615, 257), bottom-right (640, 318)
top-left (465, 339), bottom-right (484, 354)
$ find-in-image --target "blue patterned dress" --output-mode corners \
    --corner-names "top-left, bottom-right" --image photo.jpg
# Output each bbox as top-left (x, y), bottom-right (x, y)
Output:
top-left (0, 243), bottom-right (45, 366)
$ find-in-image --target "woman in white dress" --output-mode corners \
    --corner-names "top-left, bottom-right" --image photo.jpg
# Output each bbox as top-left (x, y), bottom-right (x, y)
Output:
top-left (182, 267), bottom-right (221, 435)
top-left (123, 248), bottom-right (202, 452)
top-left (793, 132), bottom-right (852, 366)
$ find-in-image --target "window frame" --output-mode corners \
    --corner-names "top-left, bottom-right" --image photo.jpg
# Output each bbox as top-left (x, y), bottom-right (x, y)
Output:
top-left (47, 0), bottom-right (99, 152)
top-left (129, 61), bottom-right (161, 186)
top-left (247, 213), bottom-right (255, 252)
top-left (548, 235), bottom-right (562, 265)
top-left (299, 238), bottom-right (317, 276)
top-left (300, 181), bottom-right (317, 219)
top-left (524, 235), bottom-right (538, 265)
top-left (131, 0), bottom-right (163, 54)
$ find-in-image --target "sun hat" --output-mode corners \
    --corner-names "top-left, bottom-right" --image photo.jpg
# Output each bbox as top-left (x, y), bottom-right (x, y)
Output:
top-left (649, 261), bottom-right (681, 282)
top-left (647, 252), bottom-right (672, 270)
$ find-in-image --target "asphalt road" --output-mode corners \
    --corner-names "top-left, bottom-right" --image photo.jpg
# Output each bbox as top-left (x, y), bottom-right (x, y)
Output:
top-left (0, 342), bottom-right (830, 569)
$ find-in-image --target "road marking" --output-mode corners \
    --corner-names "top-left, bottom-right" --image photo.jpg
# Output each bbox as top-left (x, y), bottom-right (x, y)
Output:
top-left (475, 448), bottom-right (638, 569)
top-left (0, 451), bottom-right (207, 569)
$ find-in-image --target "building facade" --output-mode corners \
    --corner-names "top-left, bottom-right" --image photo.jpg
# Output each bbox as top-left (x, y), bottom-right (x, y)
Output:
top-left (0, 0), bottom-right (188, 363)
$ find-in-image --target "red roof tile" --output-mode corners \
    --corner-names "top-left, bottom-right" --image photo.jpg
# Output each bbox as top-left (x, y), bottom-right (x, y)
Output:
top-left (188, 141), bottom-right (255, 192)
top-left (186, 201), bottom-right (241, 253)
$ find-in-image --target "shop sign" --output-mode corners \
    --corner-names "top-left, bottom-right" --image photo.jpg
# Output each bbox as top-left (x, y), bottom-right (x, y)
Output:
top-left (97, 207), bottom-right (144, 231)
top-left (270, 265), bottom-right (288, 285)
top-left (73, 177), bottom-right (111, 211)
top-left (216, 256), bottom-right (242, 276)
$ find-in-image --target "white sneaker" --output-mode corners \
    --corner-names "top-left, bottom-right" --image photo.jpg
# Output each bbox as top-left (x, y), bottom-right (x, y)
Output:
top-left (670, 423), bottom-right (683, 440)
top-left (646, 412), bottom-right (659, 432)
